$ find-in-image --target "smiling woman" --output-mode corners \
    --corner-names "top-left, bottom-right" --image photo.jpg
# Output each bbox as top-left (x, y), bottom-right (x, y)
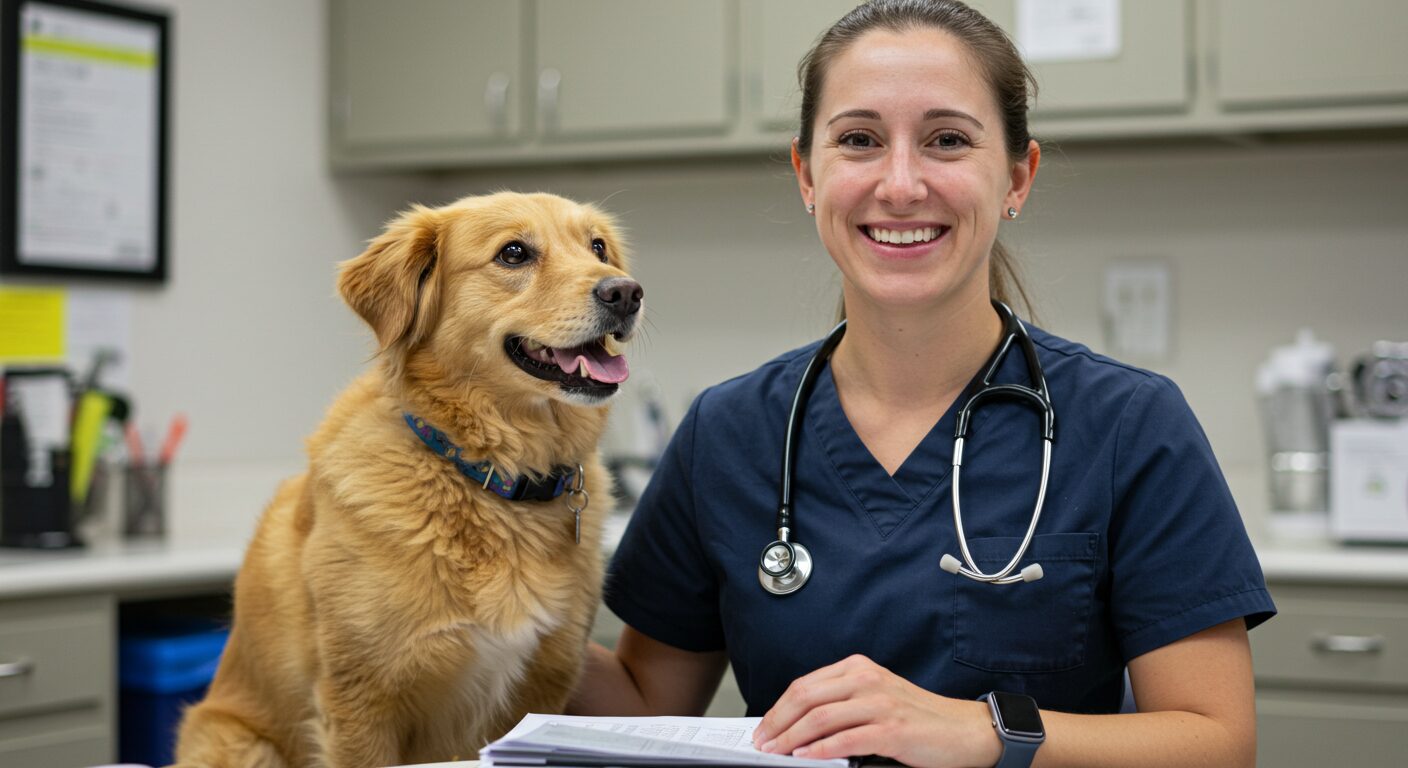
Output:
top-left (573, 4), bottom-right (1275, 768)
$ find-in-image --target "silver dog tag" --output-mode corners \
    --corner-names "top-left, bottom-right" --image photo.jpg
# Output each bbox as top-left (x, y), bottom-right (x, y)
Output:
top-left (565, 464), bottom-right (587, 545)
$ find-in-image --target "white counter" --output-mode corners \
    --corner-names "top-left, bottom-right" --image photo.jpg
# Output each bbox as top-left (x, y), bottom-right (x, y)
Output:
top-left (2, 528), bottom-right (1406, 603)
top-left (0, 537), bottom-right (244, 600)
top-left (1255, 539), bottom-right (1408, 585)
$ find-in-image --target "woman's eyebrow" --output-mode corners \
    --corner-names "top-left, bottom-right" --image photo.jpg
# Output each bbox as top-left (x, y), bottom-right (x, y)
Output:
top-left (923, 108), bottom-right (984, 130)
top-left (826, 108), bottom-right (881, 126)
top-left (826, 107), bottom-right (985, 131)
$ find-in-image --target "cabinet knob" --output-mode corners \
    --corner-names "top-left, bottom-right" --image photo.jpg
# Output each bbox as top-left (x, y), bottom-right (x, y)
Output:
top-left (538, 68), bottom-right (562, 134)
top-left (0, 657), bottom-right (35, 679)
top-left (1311, 633), bottom-right (1385, 654)
top-left (485, 72), bottom-right (511, 133)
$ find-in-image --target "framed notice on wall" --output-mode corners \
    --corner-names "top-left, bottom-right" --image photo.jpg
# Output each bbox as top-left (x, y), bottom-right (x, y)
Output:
top-left (0, 0), bottom-right (169, 282)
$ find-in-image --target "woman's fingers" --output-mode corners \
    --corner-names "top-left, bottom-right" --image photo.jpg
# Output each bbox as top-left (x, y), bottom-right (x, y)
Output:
top-left (763, 695), bottom-right (889, 758)
top-left (755, 656), bottom-right (879, 746)
top-left (755, 656), bottom-right (892, 752)
top-left (791, 722), bottom-right (891, 761)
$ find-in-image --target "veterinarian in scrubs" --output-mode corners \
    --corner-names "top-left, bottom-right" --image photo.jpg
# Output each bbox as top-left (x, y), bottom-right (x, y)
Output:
top-left (569, 2), bottom-right (1274, 766)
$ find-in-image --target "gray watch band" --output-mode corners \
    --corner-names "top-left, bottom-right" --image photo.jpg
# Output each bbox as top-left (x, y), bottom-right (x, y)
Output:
top-left (994, 737), bottom-right (1040, 768)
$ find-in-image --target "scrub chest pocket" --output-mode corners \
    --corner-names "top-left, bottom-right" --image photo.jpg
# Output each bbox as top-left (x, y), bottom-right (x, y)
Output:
top-left (953, 532), bottom-right (1100, 673)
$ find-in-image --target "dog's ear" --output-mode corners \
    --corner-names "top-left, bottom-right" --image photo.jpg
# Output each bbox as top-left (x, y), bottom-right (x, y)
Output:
top-left (337, 205), bottom-right (443, 352)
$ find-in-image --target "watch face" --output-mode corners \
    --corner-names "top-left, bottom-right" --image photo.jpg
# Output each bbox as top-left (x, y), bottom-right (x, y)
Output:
top-left (992, 692), bottom-right (1044, 737)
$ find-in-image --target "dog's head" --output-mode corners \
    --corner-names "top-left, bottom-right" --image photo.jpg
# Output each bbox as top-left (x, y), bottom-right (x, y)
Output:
top-left (338, 192), bottom-right (641, 407)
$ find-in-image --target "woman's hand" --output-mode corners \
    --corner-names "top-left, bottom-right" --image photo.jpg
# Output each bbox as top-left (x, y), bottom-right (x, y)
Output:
top-left (752, 655), bottom-right (1001, 768)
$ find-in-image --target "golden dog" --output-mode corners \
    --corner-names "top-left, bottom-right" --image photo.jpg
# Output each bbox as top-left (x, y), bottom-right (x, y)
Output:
top-left (174, 192), bottom-right (642, 767)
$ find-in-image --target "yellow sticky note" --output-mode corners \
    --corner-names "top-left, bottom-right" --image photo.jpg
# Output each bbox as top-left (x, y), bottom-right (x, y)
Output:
top-left (0, 287), bottom-right (66, 362)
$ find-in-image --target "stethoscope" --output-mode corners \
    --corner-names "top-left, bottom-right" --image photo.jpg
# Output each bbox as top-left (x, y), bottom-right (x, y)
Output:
top-left (758, 300), bottom-right (1055, 596)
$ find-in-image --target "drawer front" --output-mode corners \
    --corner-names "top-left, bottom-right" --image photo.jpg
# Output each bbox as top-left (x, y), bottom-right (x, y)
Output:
top-left (0, 727), bottom-right (111, 768)
top-left (1252, 592), bottom-right (1408, 690)
top-left (1257, 690), bottom-right (1408, 768)
top-left (0, 595), bottom-right (114, 719)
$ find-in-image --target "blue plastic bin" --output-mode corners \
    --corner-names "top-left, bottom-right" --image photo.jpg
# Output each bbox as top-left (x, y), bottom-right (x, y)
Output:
top-left (118, 617), bottom-right (229, 767)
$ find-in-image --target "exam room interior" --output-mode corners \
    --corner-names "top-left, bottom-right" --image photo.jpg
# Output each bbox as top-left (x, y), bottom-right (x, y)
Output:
top-left (9, 0), bottom-right (1407, 548)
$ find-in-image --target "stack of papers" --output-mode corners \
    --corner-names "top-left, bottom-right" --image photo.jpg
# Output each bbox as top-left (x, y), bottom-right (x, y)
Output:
top-left (481, 714), bottom-right (854, 768)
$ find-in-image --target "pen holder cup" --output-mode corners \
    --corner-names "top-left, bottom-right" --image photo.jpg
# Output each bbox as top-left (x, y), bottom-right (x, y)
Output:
top-left (124, 464), bottom-right (167, 538)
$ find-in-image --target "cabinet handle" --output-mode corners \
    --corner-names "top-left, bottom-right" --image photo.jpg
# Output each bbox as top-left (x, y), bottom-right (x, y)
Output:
top-left (1311, 634), bottom-right (1385, 654)
top-left (484, 72), bottom-right (510, 132)
top-left (538, 68), bottom-right (561, 133)
top-left (0, 658), bottom-right (35, 678)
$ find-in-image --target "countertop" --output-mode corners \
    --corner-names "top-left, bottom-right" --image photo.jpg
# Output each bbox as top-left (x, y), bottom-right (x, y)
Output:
top-left (0, 514), bottom-right (633, 601)
top-left (0, 536), bottom-right (245, 600)
top-left (3, 526), bottom-right (1407, 602)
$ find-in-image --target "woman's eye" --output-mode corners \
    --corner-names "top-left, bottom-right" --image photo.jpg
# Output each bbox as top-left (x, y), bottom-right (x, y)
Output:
top-left (838, 131), bottom-right (876, 149)
top-left (591, 238), bottom-right (607, 262)
top-left (496, 241), bottom-right (531, 266)
top-left (935, 131), bottom-right (970, 149)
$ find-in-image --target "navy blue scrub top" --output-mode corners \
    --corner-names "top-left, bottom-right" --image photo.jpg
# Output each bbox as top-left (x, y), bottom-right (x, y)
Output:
top-left (605, 324), bottom-right (1276, 716)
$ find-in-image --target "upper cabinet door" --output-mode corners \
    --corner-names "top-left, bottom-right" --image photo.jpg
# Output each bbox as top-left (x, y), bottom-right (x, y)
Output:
top-left (331, 0), bottom-right (523, 149)
top-left (1215, 0), bottom-right (1408, 109)
top-left (970, 0), bottom-right (1191, 117)
top-left (536, 0), bottom-right (731, 140)
top-left (746, 0), bottom-right (858, 132)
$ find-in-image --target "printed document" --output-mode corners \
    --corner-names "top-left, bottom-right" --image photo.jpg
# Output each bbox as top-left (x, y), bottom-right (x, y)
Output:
top-left (481, 713), bottom-right (853, 767)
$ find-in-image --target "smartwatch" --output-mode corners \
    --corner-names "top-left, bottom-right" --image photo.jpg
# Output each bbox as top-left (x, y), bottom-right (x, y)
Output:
top-left (980, 692), bottom-right (1045, 768)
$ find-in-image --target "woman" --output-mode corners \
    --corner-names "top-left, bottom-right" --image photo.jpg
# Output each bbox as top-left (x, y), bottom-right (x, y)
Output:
top-left (570, 2), bottom-right (1274, 766)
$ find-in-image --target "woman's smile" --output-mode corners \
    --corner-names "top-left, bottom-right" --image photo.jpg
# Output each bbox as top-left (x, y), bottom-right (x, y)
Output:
top-left (858, 222), bottom-right (951, 259)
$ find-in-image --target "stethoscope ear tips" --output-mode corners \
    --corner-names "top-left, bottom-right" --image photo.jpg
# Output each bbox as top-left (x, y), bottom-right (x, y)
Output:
top-left (940, 553), bottom-right (1045, 583)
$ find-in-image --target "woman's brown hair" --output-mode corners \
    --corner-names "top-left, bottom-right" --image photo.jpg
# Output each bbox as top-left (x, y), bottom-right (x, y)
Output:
top-left (795, 0), bottom-right (1038, 319)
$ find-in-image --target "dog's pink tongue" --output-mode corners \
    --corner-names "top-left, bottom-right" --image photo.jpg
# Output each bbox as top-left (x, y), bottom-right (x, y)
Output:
top-left (552, 345), bottom-right (630, 384)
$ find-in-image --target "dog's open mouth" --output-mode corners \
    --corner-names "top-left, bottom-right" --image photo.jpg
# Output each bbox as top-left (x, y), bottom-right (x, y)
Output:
top-left (505, 335), bottom-right (628, 394)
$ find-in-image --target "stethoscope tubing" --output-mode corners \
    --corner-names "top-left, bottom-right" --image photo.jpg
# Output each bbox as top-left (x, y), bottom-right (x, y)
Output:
top-left (948, 436), bottom-right (1052, 584)
top-left (759, 300), bottom-right (1054, 595)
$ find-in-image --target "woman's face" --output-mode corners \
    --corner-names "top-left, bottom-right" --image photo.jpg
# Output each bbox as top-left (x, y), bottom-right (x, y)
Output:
top-left (793, 26), bottom-right (1038, 314)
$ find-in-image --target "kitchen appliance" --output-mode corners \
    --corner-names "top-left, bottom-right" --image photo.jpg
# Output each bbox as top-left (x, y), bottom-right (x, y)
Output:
top-left (1256, 330), bottom-right (1337, 538)
top-left (1351, 341), bottom-right (1408, 419)
top-left (1331, 418), bottom-right (1408, 543)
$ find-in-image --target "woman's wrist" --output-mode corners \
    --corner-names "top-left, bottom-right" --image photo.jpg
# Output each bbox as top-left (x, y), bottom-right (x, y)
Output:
top-left (961, 698), bottom-right (1004, 768)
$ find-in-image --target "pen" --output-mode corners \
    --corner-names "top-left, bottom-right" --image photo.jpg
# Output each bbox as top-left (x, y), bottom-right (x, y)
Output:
top-left (158, 413), bottom-right (188, 466)
top-left (126, 422), bottom-right (147, 468)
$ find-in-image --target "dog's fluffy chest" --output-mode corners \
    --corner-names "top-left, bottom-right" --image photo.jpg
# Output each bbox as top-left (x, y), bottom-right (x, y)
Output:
top-left (458, 614), bottom-right (551, 704)
top-left (404, 612), bottom-right (557, 757)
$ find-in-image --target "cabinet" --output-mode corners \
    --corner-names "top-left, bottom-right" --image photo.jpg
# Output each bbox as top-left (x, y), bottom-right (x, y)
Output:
top-left (329, 0), bottom-right (732, 169)
top-left (329, 0), bottom-right (1408, 171)
top-left (971, 0), bottom-right (1191, 117)
top-left (535, 0), bottom-right (730, 141)
top-left (1213, 0), bottom-right (1408, 110)
top-left (331, 0), bottom-right (525, 152)
top-left (742, 0), bottom-right (858, 133)
top-left (1251, 581), bottom-right (1408, 766)
top-left (0, 594), bottom-right (115, 767)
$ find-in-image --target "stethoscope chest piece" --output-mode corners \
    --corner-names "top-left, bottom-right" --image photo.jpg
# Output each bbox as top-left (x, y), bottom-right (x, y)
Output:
top-left (758, 540), bottom-right (813, 595)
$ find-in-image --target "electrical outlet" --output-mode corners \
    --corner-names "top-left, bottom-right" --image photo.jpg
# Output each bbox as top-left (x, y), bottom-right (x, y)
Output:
top-left (1102, 261), bottom-right (1171, 361)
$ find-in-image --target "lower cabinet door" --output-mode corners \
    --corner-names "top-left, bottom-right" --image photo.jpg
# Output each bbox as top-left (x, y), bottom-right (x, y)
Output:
top-left (1257, 689), bottom-right (1408, 767)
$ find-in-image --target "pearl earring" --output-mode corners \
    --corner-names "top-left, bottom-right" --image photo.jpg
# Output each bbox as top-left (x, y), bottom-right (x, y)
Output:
top-left (807, 203), bottom-right (816, 215)
top-left (1007, 207), bottom-right (1019, 219)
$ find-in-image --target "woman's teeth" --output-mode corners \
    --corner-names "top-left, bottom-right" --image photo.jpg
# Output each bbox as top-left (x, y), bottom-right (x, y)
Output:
top-left (866, 226), bottom-right (941, 245)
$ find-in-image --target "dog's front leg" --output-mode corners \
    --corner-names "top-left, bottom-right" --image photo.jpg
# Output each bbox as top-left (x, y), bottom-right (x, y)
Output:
top-left (311, 664), bottom-right (404, 768)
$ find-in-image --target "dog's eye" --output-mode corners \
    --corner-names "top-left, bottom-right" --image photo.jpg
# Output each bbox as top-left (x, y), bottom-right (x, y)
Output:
top-left (591, 238), bottom-right (608, 263)
top-left (496, 241), bottom-right (531, 266)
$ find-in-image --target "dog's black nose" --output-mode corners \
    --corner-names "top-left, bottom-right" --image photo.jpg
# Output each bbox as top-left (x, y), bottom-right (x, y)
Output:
top-left (594, 277), bottom-right (643, 318)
